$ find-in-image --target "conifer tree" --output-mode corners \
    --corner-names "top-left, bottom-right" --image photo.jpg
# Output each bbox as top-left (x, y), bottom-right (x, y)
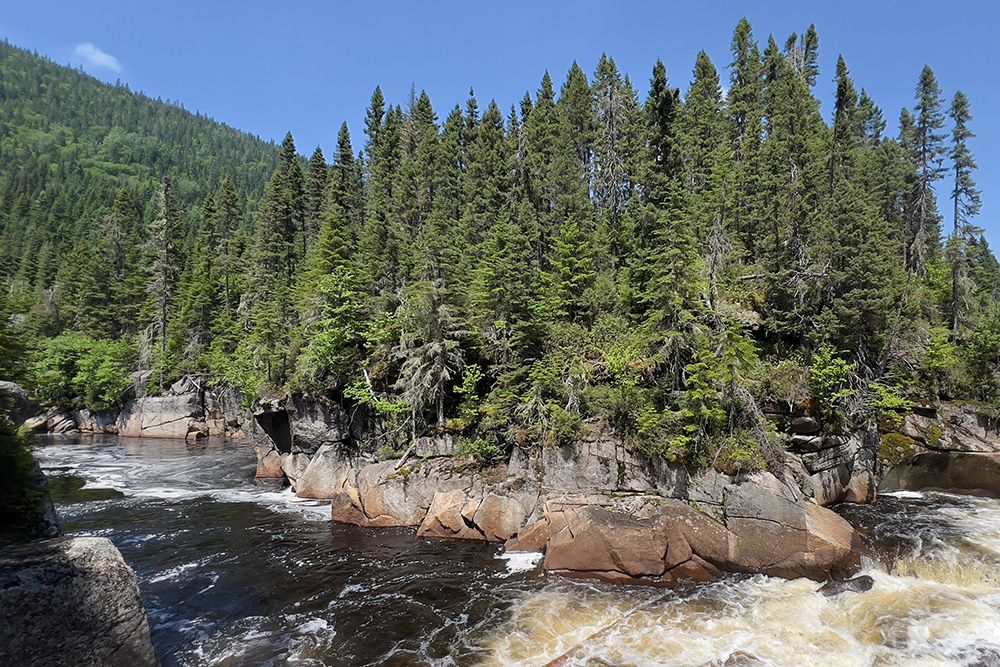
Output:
top-left (558, 62), bottom-right (595, 178)
top-left (146, 176), bottom-right (182, 377)
top-left (727, 19), bottom-right (765, 260)
top-left (908, 66), bottom-right (947, 276)
top-left (329, 122), bottom-right (364, 234)
top-left (948, 90), bottom-right (982, 332)
top-left (304, 146), bottom-right (328, 247)
top-left (592, 55), bottom-right (633, 228)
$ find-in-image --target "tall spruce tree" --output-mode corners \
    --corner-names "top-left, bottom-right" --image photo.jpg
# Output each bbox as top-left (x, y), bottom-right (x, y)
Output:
top-left (908, 66), bottom-right (947, 276)
top-left (948, 90), bottom-right (982, 332)
top-left (146, 176), bottom-right (182, 378)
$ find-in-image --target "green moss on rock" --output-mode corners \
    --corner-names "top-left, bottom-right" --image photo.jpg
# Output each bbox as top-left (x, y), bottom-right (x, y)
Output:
top-left (880, 432), bottom-right (919, 466)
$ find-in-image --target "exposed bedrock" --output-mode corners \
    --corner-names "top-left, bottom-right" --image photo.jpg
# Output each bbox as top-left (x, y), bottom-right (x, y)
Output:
top-left (879, 403), bottom-right (1000, 497)
top-left (0, 537), bottom-right (159, 666)
top-left (245, 397), bottom-right (1000, 586)
top-left (22, 375), bottom-right (248, 440)
top-left (281, 431), bottom-right (860, 586)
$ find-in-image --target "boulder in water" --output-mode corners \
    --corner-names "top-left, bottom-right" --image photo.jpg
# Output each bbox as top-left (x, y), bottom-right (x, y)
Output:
top-left (254, 445), bottom-right (285, 479)
top-left (818, 574), bottom-right (874, 596)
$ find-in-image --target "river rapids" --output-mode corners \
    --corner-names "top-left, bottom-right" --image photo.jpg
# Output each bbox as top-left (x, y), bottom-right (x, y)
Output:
top-left (33, 435), bottom-right (1000, 667)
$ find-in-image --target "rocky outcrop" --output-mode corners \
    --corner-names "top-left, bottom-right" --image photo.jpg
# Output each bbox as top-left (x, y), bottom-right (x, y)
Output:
top-left (253, 394), bottom-right (353, 455)
top-left (880, 451), bottom-right (1000, 497)
top-left (0, 537), bottom-right (158, 666)
top-left (528, 473), bottom-right (860, 585)
top-left (118, 392), bottom-right (206, 439)
top-left (331, 458), bottom-right (476, 527)
top-left (879, 403), bottom-right (1000, 496)
top-left (509, 421), bottom-right (687, 496)
top-left (315, 436), bottom-right (860, 586)
top-left (23, 375), bottom-right (248, 440)
top-left (785, 430), bottom-right (878, 506)
top-left (0, 380), bottom-right (37, 426)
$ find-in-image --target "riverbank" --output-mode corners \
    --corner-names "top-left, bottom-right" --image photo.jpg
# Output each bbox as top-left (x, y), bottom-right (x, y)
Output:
top-left (31, 433), bottom-right (1000, 666)
top-left (22, 378), bottom-right (1000, 590)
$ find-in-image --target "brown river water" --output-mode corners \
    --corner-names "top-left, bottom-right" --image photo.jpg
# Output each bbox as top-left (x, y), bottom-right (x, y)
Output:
top-left (33, 435), bottom-right (1000, 667)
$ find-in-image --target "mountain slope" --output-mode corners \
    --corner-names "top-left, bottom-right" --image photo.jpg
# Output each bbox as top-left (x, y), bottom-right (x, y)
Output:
top-left (0, 40), bottom-right (279, 279)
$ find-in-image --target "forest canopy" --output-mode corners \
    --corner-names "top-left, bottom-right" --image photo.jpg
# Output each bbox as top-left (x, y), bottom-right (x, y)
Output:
top-left (2, 22), bottom-right (998, 469)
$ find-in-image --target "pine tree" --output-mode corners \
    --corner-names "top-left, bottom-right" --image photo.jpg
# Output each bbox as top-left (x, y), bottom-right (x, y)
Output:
top-left (146, 176), bottom-right (182, 378)
top-left (460, 100), bottom-right (511, 251)
top-left (329, 122), bottom-right (365, 234)
top-left (304, 146), bottom-right (328, 247)
top-left (908, 66), bottom-right (947, 276)
top-left (948, 90), bottom-right (982, 332)
top-left (244, 171), bottom-right (296, 385)
top-left (727, 19), bottom-right (765, 261)
top-left (558, 62), bottom-right (594, 178)
top-left (212, 177), bottom-right (242, 312)
top-left (549, 217), bottom-right (596, 322)
top-left (469, 205), bottom-right (543, 369)
top-left (592, 55), bottom-right (633, 228)
top-left (395, 278), bottom-right (466, 431)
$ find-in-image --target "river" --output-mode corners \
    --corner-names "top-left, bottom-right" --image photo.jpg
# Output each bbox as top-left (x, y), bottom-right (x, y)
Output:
top-left (33, 435), bottom-right (1000, 667)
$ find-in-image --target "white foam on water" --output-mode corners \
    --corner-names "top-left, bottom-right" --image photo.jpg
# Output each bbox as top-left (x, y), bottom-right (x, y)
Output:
top-left (496, 550), bottom-right (543, 575)
top-left (294, 617), bottom-right (330, 635)
top-left (37, 438), bottom-right (332, 521)
top-left (148, 561), bottom-right (200, 583)
top-left (882, 490), bottom-right (926, 499)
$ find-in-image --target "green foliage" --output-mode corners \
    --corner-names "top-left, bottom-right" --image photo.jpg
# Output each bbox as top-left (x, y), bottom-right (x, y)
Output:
top-left (455, 435), bottom-right (504, 464)
top-left (755, 359), bottom-right (810, 409)
top-left (0, 419), bottom-right (47, 539)
top-left (700, 430), bottom-right (768, 475)
top-left (919, 326), bottom-right (963, 395)
top-left (868, 383), bottom-right (913, 411)
top-left (809, 346), bottom-right (856, 427)
top-left (2, 26), bottom-right (998, 467)
top-left (964, 306), bottom-right (1000, 403)
top-left (33, 333), bottom-right (135, 411)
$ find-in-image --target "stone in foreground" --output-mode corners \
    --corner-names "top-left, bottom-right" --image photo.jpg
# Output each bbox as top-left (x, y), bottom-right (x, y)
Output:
top-left (0, 537), bottom-right (158, 666)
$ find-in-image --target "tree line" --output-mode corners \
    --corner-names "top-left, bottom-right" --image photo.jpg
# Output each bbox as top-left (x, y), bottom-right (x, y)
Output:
top-left (4, 21), bottom-right (999, 468)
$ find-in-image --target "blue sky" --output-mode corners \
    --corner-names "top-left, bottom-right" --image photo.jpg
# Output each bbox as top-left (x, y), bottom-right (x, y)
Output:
top-left (3, 1), bottom-right (998, 248)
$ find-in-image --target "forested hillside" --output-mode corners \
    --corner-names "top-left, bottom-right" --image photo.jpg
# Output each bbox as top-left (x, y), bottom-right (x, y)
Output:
top-left (4, 21), bottom-right (999, 470)
top-left (0, 40), bottom-right (278, 290)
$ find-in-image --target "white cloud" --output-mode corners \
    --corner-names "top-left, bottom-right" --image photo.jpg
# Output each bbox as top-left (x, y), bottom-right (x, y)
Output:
top-left (73, 42), bottom-right (121, 72)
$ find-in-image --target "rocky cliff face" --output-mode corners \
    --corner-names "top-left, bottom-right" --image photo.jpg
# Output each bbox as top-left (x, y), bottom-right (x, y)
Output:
top-left (0, 537), bottom-right (159, 666)
top-left (879, 402), bottom-right (1000, 497)
top-left (22, 376), bottom-right (248, 441)
top-left (247, 394), bottom-right (999, 588)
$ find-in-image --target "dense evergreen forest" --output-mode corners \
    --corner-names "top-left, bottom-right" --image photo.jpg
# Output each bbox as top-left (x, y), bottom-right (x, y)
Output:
top-left (2, 21), bottom-right (999, 469)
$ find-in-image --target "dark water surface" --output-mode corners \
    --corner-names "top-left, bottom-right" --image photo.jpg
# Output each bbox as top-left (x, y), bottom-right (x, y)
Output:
top-left (35, 436), bottom-right (540, 666)
top-left (34, 436), bottom-right (1000, 666)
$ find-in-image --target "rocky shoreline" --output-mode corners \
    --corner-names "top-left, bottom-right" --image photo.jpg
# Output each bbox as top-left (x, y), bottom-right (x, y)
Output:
top-left (21, 377), bottom-right (1000, 589)
top-left (0, 381), bottom-right (160, 666)
top-left (246, 391), bottom-right (1000, 587)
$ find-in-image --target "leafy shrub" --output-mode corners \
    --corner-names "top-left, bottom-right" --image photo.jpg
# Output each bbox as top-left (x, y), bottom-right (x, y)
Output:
top-left (918, 326), bottom-right (963, 397)
top-left (868, 383), bottom-right (913, 430)
top-left (756, 358), bottom-right (810, 409)
top-left (964, 307), bottom-right (1000, 403)
top-left (34, 333), bottom-right (135, 411)
top-left (703, 431), bottom-right (768, 475)
top-left (455, 435), bottom-right (504, 464)
top-left (809, 346), bottom-right (856, 428)
top-left (376, 444), bottom-right (406, 461)
top-left (453, 363), bottom-right (484, 421)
